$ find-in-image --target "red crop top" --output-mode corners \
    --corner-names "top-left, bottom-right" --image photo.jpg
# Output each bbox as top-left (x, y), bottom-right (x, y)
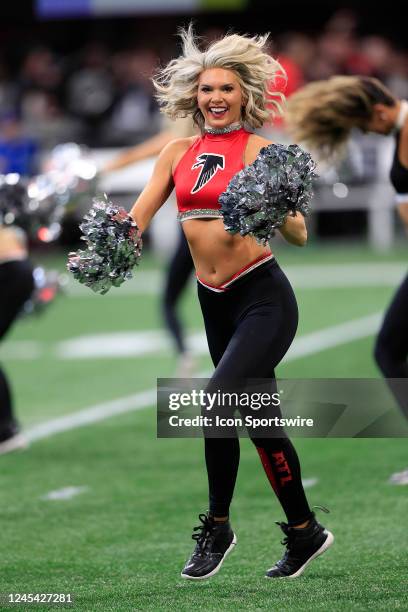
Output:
top-left (173, 127), bottom-right (252, 222)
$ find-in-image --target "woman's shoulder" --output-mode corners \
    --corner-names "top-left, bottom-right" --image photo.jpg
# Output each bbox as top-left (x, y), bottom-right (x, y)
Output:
top-left (164, 135), bottom-right (198, 156)
top-left (245, 134), bottom-right (273, 165)
top-left (163, 136), bottom-right (199, 173)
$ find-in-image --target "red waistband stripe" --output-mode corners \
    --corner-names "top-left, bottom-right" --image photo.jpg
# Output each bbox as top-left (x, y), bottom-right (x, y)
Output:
top-left (197, 252), bottom-right (274, 292)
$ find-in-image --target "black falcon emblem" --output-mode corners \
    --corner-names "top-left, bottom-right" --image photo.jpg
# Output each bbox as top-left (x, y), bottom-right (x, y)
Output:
top-left (191, 153), bottom-right (225, 194)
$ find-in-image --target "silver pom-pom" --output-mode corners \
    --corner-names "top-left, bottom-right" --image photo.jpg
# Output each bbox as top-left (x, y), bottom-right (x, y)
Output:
top-left (0, 173), bottom-right (64, 242)
top-left (219, 144), bottom-right (317, 245)
top-left (67, 196), bottom-right (142, 295)
top-left (22, 267), bottom-right (66, 317)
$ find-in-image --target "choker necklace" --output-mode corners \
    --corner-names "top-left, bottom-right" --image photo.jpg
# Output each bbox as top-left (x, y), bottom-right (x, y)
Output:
top-left (395, 100), bottom-right (408, 131)
top-left (204, 122), bottom-right (242, 135)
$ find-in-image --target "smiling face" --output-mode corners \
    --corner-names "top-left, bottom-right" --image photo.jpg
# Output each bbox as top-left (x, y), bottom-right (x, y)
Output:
top-left (197, 68), bottom-right (244, 128)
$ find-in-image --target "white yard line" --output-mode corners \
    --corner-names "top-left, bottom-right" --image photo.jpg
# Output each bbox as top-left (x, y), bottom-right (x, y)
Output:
top-left (285, 263), bottom-right (406, 289)
top-left (284, 312), bottom-right (382, 361)
top-left (25, 312), bottom-right (382, 444)
top-left (26, 389), bottom-right (156, 442)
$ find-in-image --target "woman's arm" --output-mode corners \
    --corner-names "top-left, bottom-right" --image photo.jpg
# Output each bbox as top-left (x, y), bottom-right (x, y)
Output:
top-left (102, 130), bottom-right (174, 174)
top-left (129, 139), bottom-right (184, 232)
top-left (0, 226), bottom-right (28, 259)
top-left (278, 213), bottom-right (307, 246)
top-left (129, 144), bottom-right (173, 232)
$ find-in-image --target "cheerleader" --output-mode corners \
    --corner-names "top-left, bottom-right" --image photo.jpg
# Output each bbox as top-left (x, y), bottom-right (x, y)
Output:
top-left (126, 27), bottom-right (333, 580)
top-left (286, 76), bottom-right (408, 484)
top-left (0, 225), bottom-right (34, 454)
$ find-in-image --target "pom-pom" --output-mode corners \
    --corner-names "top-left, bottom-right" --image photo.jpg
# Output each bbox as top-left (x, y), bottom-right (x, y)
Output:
top-left (219, 143), bottom-right (317, 245)
top-left (21, 267), bottom-right (66, 317)
top-left (67, 196), bottom-right (142, 294)
top-left (0, 173), bottom-right (64, 241)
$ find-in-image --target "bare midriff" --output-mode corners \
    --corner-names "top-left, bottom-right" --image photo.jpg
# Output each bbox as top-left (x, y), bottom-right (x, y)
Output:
top-left (182, 217), bottom-right (272, 286)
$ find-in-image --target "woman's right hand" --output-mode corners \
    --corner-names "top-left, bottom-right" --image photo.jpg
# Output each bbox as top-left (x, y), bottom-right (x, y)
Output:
top-left (278, 213), bottom-right (308, 247)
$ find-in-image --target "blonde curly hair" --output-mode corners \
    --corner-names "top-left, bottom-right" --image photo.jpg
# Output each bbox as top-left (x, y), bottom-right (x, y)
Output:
top-left (285, 76), bottom-right (396, 160)
top-left (153, 24), bottom-right (285, 130)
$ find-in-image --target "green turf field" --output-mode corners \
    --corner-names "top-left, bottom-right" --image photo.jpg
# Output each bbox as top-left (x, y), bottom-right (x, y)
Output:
top-left (0, 243), bottom-right (407, 611)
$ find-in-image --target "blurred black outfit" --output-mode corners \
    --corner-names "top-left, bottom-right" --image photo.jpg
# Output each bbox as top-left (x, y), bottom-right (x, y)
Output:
top-left (162, 228), bottom-right (194, 356)
top-left (374, 126), bottom-right (408, 417)
top-left (0, 259), bottom-right (34, 440)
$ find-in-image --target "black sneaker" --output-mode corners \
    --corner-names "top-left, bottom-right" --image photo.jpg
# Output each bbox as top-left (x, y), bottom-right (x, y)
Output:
top-left (266, 514), bottom-right (334, 579)
top-left (181, 513), bottom-right (237, 580)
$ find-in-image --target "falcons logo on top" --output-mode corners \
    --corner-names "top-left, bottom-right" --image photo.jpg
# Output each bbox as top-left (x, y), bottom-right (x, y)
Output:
top-left (191, 154), bottom-right (225, 194)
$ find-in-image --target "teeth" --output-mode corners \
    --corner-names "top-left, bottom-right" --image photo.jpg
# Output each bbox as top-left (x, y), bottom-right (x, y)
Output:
top-left (210, 108), bottom-right (227, 113)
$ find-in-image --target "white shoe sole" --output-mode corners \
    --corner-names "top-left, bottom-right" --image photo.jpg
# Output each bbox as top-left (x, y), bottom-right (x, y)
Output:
top-left (266, 530), bottom-right (334, 579)
top-left (181, 533), bottom-right (237, 580)
top-left (0, 433), bottom-right (28, 456)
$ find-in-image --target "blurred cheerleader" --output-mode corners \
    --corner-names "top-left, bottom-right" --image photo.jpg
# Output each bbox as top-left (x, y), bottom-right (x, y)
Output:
top-left (0, 225), bottom-right (33, 454)
top-left (287, 76), bottom-right (408, 483)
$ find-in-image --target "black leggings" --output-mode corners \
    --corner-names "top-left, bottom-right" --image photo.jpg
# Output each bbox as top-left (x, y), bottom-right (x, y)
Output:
top-left (162, 228), bottom-right (194, 354)
top-left (198, 258), bottom-right (312, 525)
top-left (374, 273), bottom-right (408, 418)
top-left (0, 260), bottom-right (34, 428)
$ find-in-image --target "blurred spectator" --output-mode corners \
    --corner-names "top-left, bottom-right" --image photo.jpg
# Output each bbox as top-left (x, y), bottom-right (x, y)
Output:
top-left (266, 33), bottom-right (315, 133)
top-left (386, 49), bottom-right (408, 99)
top-left (0, 112), bottom-right (38, 176)
top-left (106, 49), bottom-right (160, 146)
top-left (16, 47), bottom-right (77, 148)
top-left (312, 9), bottom-right (362, 80)
top-left (325, 8), bottom-right (359, 36)
top-left (315, 29), bottom-right (356, 77)
top-left (65, 42), bottom-right (115, 145)
top-left (17, 47), bottom-right (63, 122)
top-left (0, 58), bottom-right (16, 116)
top-left (276, 33), bottom-right (316, 95)
top-left (358, 36), bottom-right (393, 80)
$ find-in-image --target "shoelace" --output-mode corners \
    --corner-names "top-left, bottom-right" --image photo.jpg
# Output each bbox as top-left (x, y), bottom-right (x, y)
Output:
top-left (312, 505), bottom-right (330, 514)
top-left (276, 505), bottom-right (330, 549)
top-left (191, 513), bottom-right (215, 556)
top-left (275, 522), bottom-right (294, 549)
